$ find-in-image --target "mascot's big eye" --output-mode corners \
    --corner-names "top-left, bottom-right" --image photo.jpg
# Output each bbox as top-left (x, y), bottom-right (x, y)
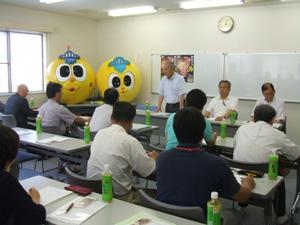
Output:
top-left (56, 64), bottom-right (71, 82)
top-left (72, 64), bottom-right (87, 82)
top-left (124, 72), bottom-right (134, 90)
top-left (108, 73), bottom-right (121, 88)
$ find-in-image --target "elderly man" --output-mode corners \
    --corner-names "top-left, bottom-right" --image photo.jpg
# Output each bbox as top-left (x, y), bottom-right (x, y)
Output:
top-left (204, 80), bottom-right (238, 121)
top-left (157, 58), bottom-right (186, 113)
top-left (4, 84), bottom-right (36, 129)
top-left (251, 82), bottom-right (285, 123)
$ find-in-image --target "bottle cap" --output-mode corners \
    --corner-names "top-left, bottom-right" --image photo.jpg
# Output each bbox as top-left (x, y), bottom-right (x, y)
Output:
top-left (271, 149), bottom-right (278, 154)
top-left (211, 191), bottom-right (218, 199)
top-left (104, 164), bottom-right (110, 171)
top-left (85, 122), bottom-right (89, 126)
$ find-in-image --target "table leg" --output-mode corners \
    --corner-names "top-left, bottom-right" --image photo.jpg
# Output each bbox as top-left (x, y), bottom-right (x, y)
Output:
top-left (264, 199), bottom-right (273, 225)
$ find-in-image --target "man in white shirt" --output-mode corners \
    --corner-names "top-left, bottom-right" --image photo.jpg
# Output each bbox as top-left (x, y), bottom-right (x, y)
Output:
top-left (204, 80), bottom-right (238, 121)
top-left (251, 82), bottom-right (285, 122)
top-left (157, 59), bottom-right (186, 113)
top-left (89, 88), bottom-right (119, 132)
top-left (87, 102), bottom-right (158, 202)
top-left (234, 104), bottom-right (300, 225)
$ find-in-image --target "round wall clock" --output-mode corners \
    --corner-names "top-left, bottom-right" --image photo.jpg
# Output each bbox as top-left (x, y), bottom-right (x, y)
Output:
top-left (218, 16), bottom-right (234, 33)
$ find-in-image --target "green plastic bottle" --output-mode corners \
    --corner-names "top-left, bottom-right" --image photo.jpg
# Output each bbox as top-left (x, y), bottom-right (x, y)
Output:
top-left (220, 121), bottom-right (227, 139)
top-left (268, 150), bottom-right (279, 180)
top-left (145, 110), bottom-right (151, 126)
top-left (145, 100), bottom-right (150, 111)
top-left (102, 164), bottom-right (113, 203)
top-left (29, 97), bottom-right (35, 109)
top-left (230, 111), bottom-right (237, 124)
top-left (36, 115), bottom-right (42, 135)
top-left (207, 192), bottom-right (222, 225)
top-left (83, 122), bottom-right (91, 144)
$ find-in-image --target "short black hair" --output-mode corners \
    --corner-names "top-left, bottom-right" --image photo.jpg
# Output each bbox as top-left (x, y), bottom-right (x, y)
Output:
top-left (111, 102), bottom-right (136, 122)
top-left (0, 125), bottom-right (19, 169)
top-left (173, 107), bottom-right (206, 144)
top-left (186, 89), bottom-right (207, 110)
top-left (104, 88), bottom-right (119, 105)
top-left (219, 80), bottom-right (231, 88)
top-left (254, 104), bottom-right (276, 123)
top-left (46, 82), bottom-right (62, 99)
top-left (261, 82), bottom-right (275, 92)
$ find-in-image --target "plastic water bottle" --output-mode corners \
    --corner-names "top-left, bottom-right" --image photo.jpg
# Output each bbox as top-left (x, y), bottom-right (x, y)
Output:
top-left (36, 115), bottom-right (42, 135)
top-left (145, 110), bottom-right (151, 126)
top-left (230, 111), bottom-right (237, 124)
top-left (220, 122), bottom-right (227, 139)
top-left (145, 100), bottom-right (150, 111)
top-left (83, 122), bottom-right (91, 144)
top-left (268, 150), bottom-right (279, 180)
top-left (29, 97), bottom-right (35, 108)
top-left (102, 164), bottom-right (113, 203)
top-left (207, 192), bottom-right (222, 225)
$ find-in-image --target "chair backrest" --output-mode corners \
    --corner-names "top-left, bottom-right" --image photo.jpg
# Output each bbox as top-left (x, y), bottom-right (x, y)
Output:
top-left (77, 127), bottom-right (97, 141)
top-left (42, 126), bottom-right (63, 135)
top-left (220, 155), bottom-right (268, 173)
top-left (0, 113), bottom-right (17, 128)
top-left (136, 189), bottom-right (205, 223)
top-left (148, 143), bottom-right (165, 152)
top-left (65, 167), bottom-right (102, 194)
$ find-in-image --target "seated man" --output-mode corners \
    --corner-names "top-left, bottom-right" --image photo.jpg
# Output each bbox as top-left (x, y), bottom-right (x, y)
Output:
top-left (251, 82), bottom-right (285, 123)
top-left (165, 89), bottom-right (217, 150)
top-left (87, 102), bottom-right (158, 202)
top-left (89, 88), bottom-right (119, 132)
top-left (39, 82), bottom-right (88, 135)
top-left (204, 80), bottom-right (238, 121)
top-left (157, 107), bottom-right (255, 225)
top-left (4, 84), bottom-right (37, 129)
top-left (234, 104), bottom-right (300, 225)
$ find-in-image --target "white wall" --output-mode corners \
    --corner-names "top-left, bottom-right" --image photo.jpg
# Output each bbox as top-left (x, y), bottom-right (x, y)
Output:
top-left (97, 2), bottom-right (300, 144)
top-left (0, 3), bottom-right (98, 105)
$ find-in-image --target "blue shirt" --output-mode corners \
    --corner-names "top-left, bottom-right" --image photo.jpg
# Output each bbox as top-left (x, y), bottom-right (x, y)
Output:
top-left (165, 113), bottom-right (213, 150)
top-left (156, 145), bottom-right (240, 213)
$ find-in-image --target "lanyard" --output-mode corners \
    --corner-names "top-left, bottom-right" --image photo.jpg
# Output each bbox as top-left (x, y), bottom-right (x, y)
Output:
top-left (175, 146), bottom-right (203, 152)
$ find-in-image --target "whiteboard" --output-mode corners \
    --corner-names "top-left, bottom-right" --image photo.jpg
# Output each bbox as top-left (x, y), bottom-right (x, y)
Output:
top-left (225, 53), bottom-right (300, 102)
top-left (151, 53), bottom-right (224, 97)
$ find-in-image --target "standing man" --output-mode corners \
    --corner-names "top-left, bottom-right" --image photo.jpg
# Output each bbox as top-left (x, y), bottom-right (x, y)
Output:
top-left (251, 82), bottom-right (285, 123)
top-left (4, 84), bottom-right (37, 129)
top-left (204, 80), bottom-right (238, 121)
top-left (157, 58), bottom-right (185, 113)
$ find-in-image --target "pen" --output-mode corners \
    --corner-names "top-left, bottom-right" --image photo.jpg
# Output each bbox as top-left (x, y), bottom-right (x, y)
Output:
top-left (65, 203), bottom-right (74, 214)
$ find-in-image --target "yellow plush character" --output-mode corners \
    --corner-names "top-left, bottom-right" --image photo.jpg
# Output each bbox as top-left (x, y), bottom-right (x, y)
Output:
top-left (46, 48), bottom-right (95, 104)
top-left (96, 57), bottom-right (141, 102)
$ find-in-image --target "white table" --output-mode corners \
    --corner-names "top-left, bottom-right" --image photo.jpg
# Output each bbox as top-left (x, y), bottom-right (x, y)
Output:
top-left (20, 176), bottom-right (204, 225)
top-left (14, 127), bottom-right (91, 174)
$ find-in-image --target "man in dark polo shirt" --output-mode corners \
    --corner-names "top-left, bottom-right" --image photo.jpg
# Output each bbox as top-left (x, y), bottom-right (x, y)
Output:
top-left (4, 84), bottom-right (36, 129)
top-left (156, 107), bottom-right (255, 225)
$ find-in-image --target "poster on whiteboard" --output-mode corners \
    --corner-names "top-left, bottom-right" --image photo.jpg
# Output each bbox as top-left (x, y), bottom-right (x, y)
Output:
top-left (161, 55), bottom-right (194, 83)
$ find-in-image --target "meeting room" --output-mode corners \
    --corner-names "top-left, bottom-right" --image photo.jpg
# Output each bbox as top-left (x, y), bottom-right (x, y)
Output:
top-left (0, 0), bottom-right (300, 225)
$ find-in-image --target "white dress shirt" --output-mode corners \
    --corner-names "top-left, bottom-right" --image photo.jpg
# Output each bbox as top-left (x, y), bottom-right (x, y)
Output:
top-left (205, 96), bottom-right (239, 117)
top-left (38, 99), bottom-right (76, 134)
top-left (233, 121), bottom-right (300, 163)
top-left (87, 124), bottom-right (155, 196)
top-left (251, 96), bottom-right (286, 121)
top-left (89, 104), bottom-right (113, 132)
top-left (159, 72), bottom-right (186, 104)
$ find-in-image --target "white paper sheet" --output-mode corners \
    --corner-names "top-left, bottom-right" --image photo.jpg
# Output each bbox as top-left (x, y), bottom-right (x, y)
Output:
top-left (115, 212), bottom-right (175, 225)
top-left (14, 129), bottom-right (33, 136)
top-left (39, 186), bottom-right (72, 206)
top-left (36, 136), bottom-right (71, 144)
top-left (132, 123), bottom-right (150, 130)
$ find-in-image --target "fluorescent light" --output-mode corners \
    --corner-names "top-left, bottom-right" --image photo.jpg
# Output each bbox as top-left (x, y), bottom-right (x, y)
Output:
top-left (108, 6), bottom-right (157, 17)
top-left (40, 0), bottom-right (64, 4)
top-left (180, 0), bottom-right (243, 9)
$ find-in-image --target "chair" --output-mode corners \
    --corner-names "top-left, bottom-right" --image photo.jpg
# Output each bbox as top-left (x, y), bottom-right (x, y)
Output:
top-left (148, 143), bottom-right (165, 152)
top-left (136, 189), bottom-right (205, 223)
top-left (42, 126), bottom-right (63, 135)
top-left (77, 127), bottom-right (97, 141)
top-left (65, 167), bottom-right (102, 194)
top-left (0, 113), bottom-right (17, 128)
top-left (16, 150), bottom-right (45, 173)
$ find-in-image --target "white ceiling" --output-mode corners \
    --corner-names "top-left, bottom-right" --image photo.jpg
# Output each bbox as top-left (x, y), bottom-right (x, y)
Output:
top-left (0, 0), bottom-right (295, 20)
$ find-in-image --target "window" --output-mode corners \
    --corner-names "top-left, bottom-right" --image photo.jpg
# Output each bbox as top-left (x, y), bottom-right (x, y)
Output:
top-left (0, 31), bottom-right (45, 94)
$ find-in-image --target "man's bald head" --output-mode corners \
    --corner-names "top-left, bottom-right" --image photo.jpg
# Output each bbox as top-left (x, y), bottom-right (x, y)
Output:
top-left (161, 59), bottom-right (175, 79)
top-left (17, 84), bottom-right (29, 97)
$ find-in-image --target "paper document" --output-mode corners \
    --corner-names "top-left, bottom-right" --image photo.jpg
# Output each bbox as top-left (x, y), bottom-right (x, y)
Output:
top-left (132, 123), bottom-right (150, 130)
top-left (47, 196), bottom-right (108, 225)
top-left (36, 136), bottom-right (71, 144)
top-left (39, 186), bottom-right (72, 206)
top-left (153, 112), bottom-right (169, 117)
top-left (273, 123), bottom-right (282, 129)
top-left (14, 129), bottom-right (33, 136)
top-left (115, 212), bottom-right (176, 225)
